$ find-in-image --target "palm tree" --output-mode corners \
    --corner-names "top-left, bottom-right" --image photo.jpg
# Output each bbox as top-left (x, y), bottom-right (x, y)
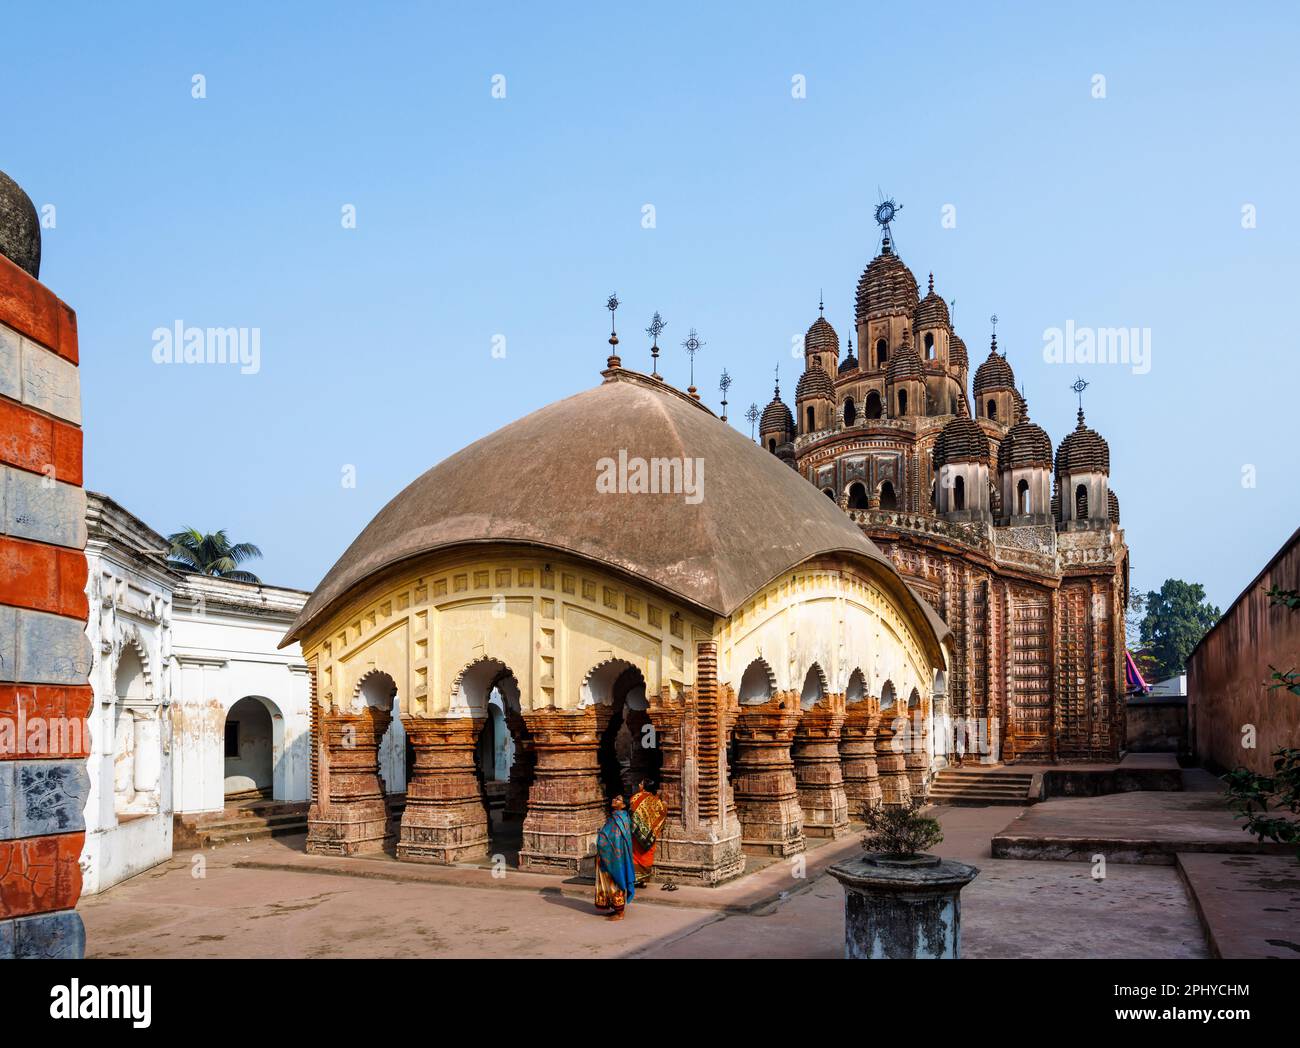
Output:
top-left (166, 528), bottom-right (264, 583)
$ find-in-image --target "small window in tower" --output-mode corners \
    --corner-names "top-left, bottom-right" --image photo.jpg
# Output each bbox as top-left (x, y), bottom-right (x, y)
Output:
top-left (925, 332), bottom-right (935, 360)
top-left (1075, 484), bottom-right (1089, 520)
top-left (987, 398), bottom-right (997, 420)
top-left (954, 475), bottom-right (966, 511)
top-left (823, 487), bottom-right (836, 500)
top-left (898, 390), bottom-right (908, 416)
top-left (767, 438), bottom-right (776, 453)
top-left (1018, 478), bottom-right (1030, 515)
top-left (865, 390), bottom-right (883, 420)
top-left (848, 482), bottom-right (869, 509)
top-left (876, 339), bottom-right (888, 367)
top-left (843, 397), bottom-right (857, 426)
top-left (879, 481), bottom-right (898, 510)
top-left (225, 721), bottom-right (240, 758)
top-left (806, 406), bottom-right (815, 432)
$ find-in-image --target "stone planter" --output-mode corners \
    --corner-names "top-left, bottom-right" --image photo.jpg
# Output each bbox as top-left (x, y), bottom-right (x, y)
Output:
top-left (827, 853), bottom-right (979, 959)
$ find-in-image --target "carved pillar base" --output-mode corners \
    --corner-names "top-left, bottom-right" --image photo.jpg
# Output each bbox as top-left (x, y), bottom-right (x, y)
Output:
top-left (732, 695), bottom-right (805, 857)
top-left (396, 717), bottom-right (490, 864)
top-left (518, 707), bottom-right (606, 876)
top-left (903, 707), bottom-right (931, 799)
top-left (876, 710), bottom-right (913, 810)
top-left (306, 707), bottom-right (390, 856)
top-left (841, 701), bottom-right (882, 820)
top-left (793, 697), bottom-right (850, 838)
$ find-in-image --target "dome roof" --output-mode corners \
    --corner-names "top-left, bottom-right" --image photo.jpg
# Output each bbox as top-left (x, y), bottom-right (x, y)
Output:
top-left (805, 315), bottom-right (839, 359)
top-left (997, 415), bottom-right (1053, 472)
top-left (760, 387), bottom-right (795, 435)
top-left (855, 242), bottom-right (919, 323)
top-left (949, 331), bottom-right (968, 370)
top-left (933, 416), bottom-right (990, 467)
top-left (914, 274), bottom-right (950, 330)
top-left (973, 341), bottom-right (1016, 395)
top-left (283, 370), bottom-right (950, 651)
top-left (886, 342), bottom-right (924, 384)
top-left (1055, 409), bottom-right (1110, 475)
top-left (0, 170), bottom-right (41, 279)
top-left (838, 346), bottom-right (859, 374)
top-left (795, 361), bottom-right (835, 400)
top-left (1108, 489), bottom-right (1120, 524)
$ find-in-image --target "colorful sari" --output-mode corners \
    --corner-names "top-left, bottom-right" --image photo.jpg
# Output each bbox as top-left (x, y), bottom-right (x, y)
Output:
top-left (595, 809), bottom-right (636, 914)
top-left (629, 787), bottom-right (667, 885)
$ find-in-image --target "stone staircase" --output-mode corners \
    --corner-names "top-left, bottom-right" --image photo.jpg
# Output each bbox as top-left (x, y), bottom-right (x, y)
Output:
top-left (926, 766), bottom-right (1038, 806)
top-left (174, 798), bottom-right (311, 849)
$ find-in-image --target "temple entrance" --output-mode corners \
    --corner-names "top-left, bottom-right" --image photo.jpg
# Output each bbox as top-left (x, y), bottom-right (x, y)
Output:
top-left (458, 659), bottom-right (530, 863)
top-left (586, 660), bottom-right (659, 804)
top-left (224, 695), bottom-right (283, 801)
top-left (357, 671), bottom-right (404, 840)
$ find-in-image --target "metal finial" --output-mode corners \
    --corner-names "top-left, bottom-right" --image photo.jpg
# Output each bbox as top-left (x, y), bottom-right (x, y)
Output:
top-left (1071, 376), bottom-right (1089, 418)
top-left (819, 290), bottom-right (824, 317)
top-left (745, 401), bottom-right (760, 440)
top-left (719, 368), bottom-right (732, 421)
top-left (928, 272), bottom-right (934, 294)
top-left (990, 313), bottom-right (999, 353)
top-left (646, 311), bottom-right (666, 378)
top-left (874, 194), bottom-right (902, 249)
top-left (773, 361), bottom-right (781, 395)
top-left (682, 328), bottom-right (704, 389)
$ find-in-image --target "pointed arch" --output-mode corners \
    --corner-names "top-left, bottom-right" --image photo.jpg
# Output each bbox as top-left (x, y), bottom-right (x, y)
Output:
top-left (880, 680), bottom-right (897, 710)
top-left (800, 663), bottom-right (829, 710)
top-left (738, 658), bottom-right (777, 705)
top-left (450, 656), bottom-right (518, 716)
top-left (845, 668), bottom-right (867, 705)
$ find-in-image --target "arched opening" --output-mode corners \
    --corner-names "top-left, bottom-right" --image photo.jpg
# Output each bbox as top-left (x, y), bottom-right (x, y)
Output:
top-left (878, 480), bottom-right (898, 510)
top-left (924, 332), bottom-right (935, 359)
top-left (843, 397), bottom-right (857, 425)
top-left (953, 474), bottom-right (966, 511)
top-left (822, 487), bottom-right (836, 500)
top-left (986, 398), bottom-right (997, 420)
top-left (876, 339), bottom-right (888, 367)
top-left (455, 658), bottom-right (530, 841)
top-left (1017, 478), bottom-right (1030, 515)
top-left (112, 643), bottom-right (159, 817)
top-left (800, 664), bottom-right (827, 710)
top-left (846, 668), bottom-right (867, 705)
top-left (738, 659), bottom-right (776, 705)
top-left (1075, 483), bottom-right (1089, 520)
top-left (897, 389), bottom-right (909, 416)
top-left (356, 671), bottom-right (408, 802)
top-left (806, 406), bottom-right (816, 432)
top-left (224, 695), bottom-right (283, 801)
top-left (585, 660), bottom-right (658, 804)
top-left (865, 390), bottom-right (884, 420)
top-left (847, 482), bottom-right (869, 509)
top-left (767, 438), bottom-right (776, 453)
top-left (880, 680), bottom-right (897, 711)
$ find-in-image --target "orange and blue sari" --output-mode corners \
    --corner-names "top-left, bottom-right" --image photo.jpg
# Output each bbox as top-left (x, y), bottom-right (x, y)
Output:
top-left (629, 787), bottom-right (667, 886)
top-left (594, 809), bottom-right (636, 914)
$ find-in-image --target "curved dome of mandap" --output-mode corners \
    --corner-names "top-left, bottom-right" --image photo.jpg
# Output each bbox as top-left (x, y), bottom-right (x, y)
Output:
top-left (283, 371), bottom-right (949, 650)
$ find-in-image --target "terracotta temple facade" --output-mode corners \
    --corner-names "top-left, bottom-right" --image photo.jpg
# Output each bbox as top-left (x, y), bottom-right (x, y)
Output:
top-left (760, 220), bottom-right (1130, 764)
top-left (284, 365), bottom-right (952, 886)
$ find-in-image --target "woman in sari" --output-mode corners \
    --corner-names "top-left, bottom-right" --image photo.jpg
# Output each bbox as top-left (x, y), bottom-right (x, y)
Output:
top-left (629, 779), bottom-right (667, 887)
top-left (595, 796), bottom-right (636, 920)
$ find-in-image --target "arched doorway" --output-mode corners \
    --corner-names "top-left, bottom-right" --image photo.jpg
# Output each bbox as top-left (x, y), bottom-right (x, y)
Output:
top-left (454, 657), bottom-right (530, 851)
top-left (224, 695), bottom-right (284, 801)
top-left (846, 668), bottom-right (866, 705)
top-left (800, 664), bottom-right (827, 710)
top-left (582, 659), bottom-right (658, 804)
top-left (865, 390), bottom-right (884, 419)
top-left (738, 658), bottom-right (776, 705)
top-left (878, 480), bottom-right (898, 510)
top-left (847, 482), bottom-right (869, 509)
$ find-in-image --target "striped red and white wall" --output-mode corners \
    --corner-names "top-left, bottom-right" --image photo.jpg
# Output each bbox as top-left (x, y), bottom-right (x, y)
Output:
top-left (0, 247), bottom-right (91, 959)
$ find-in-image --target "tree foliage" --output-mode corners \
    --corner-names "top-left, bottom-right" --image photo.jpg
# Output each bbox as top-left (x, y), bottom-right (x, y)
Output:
top-left (166, 527), bottom-right (264, 584)
top-left (861, 800), bottom-right (944, 857)
top-left (1138, 578), bottom-right (1221, 681)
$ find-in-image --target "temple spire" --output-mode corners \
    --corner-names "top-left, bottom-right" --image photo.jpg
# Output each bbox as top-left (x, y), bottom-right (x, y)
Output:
top-left (605, 293), bottom-right (621, 369)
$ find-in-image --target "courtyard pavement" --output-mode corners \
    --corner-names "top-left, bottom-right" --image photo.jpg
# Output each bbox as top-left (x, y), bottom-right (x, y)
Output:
top-left (79, 803), bottom-right (1210, 959)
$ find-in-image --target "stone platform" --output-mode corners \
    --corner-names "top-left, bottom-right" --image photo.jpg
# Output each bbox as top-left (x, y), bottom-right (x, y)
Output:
top-left (990, 769), bottom-right (1290, 865)
top-left (1176, 853), bottom-right (1300, 959)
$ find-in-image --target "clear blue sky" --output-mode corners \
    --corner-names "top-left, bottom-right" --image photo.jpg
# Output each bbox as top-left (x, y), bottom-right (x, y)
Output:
top-left (4, 1), bottom-right (1297, 613)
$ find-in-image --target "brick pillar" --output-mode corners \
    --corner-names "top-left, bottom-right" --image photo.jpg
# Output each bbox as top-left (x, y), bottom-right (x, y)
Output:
top-left (792, 694), bottom-right (850, 837)
top-left (0, 236), bottom-right (91, 960)
top-left (397, 716), bottom-right (489, 863)
top-left (501, 705), bottom-right (534, 821)
top-left (732, 694), bottom-right (805, 856)
top-left (903, 703), bottom-right (932, 798)
top-left (306, 706), bottom-right (390, 855)
top-left (875, 708), bottom-right (913, 809)
top-left (840, 698), bottom-right (882, 819)
top-left (517, 707), bottom-right (606, 875)
top-left (644, 646), bottom-right (744, 885)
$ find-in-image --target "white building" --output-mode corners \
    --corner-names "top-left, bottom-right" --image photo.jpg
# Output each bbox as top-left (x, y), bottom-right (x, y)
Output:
top-left (80, 493), bottom-right (312, 894)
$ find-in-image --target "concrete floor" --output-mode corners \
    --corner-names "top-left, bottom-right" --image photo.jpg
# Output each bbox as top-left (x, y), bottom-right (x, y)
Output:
top-left (79, 804), bottom-right (1209, 959)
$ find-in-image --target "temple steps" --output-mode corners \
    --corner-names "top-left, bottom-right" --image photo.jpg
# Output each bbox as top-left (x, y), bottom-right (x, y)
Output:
top-left (927, 768), bottom-right (1037, 806)
top-left (175, 800), bottom-right (311, 848)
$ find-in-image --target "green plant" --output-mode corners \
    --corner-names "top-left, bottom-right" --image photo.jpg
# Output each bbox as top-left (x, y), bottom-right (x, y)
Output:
top-left (166, 527), bottom-right (264, 583)
top-left (861, 799), bottom-right (943, 857)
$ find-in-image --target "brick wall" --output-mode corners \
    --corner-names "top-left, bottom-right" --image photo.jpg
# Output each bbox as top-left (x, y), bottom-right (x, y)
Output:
top-left (0, 250), bottom-right (90, 958)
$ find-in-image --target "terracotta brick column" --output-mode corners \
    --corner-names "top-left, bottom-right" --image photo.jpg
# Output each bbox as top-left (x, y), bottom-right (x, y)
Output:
top-left (518, 707), bottom-right (606, 875)
top-left (792, 694), bottom-right (850, 838)
top-left (840, 697), bottom-right (882, 819)
top-left (874, 708), bottom-right (913, 809)
top-left (903, 704), bottom-right (932, 798)
top-left (397, 716), bottom-right (489, 863)
top-left (306, 705), bottom-right (391, 855)
top-left (501, 705), bottom-right (535, 821)
top-left (731, 693), bottom-right (805, 856)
